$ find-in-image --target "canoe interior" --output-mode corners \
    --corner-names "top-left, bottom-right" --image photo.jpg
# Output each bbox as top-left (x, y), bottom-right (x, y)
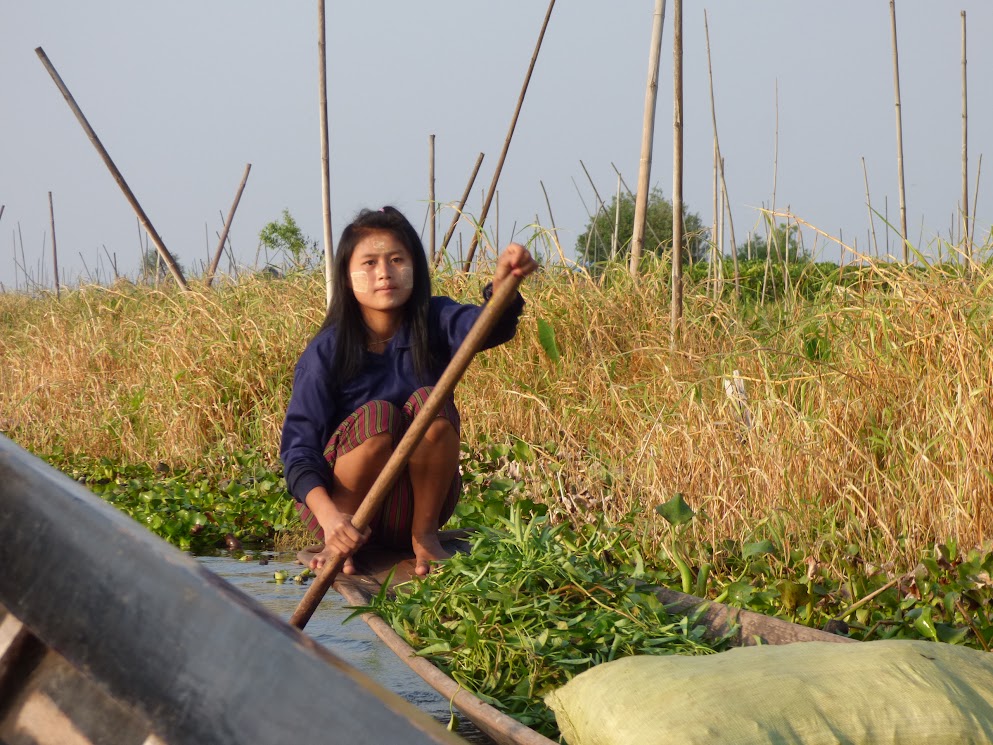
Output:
top-left (0, 604), bottom-right (163, 745)
top-left (333, 530), bottom-right (855, 745)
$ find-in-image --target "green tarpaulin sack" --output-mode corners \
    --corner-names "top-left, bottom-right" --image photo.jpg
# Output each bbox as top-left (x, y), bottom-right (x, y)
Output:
top-left (545, 640), bottom-right (993, 745)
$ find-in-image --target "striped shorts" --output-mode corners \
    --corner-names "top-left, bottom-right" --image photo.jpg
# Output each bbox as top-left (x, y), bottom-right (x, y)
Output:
top-left (293, 386), bottom-right (461, 549)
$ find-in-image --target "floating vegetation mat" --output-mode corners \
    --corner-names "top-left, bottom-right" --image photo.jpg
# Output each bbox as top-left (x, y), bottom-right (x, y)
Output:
top-left (362, 506), bottom-right (732, 738)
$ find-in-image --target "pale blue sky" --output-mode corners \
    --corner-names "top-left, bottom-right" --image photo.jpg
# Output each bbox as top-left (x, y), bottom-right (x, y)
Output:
top-left (2, 2), bottom-right (991, 289)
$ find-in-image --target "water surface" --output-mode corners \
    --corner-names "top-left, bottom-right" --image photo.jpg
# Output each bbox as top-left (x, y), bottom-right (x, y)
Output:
top-left (198, 552), bottom-right (493, 744)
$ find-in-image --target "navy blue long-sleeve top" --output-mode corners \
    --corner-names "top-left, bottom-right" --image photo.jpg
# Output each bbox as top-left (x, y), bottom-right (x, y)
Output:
top-left (279, 290), bottom-right (524, 503)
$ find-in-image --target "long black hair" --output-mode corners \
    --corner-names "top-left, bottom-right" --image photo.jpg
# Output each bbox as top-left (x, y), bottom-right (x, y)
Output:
top-left (317, 206), bottom-right (435, 386)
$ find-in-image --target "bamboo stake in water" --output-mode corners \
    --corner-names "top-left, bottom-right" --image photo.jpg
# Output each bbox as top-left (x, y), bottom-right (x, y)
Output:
top-left (961, 10), bottom-right (969, 261)
top-left (670, 0), bottom-right (684, 339)
top-left (629, 0), bottom-right (667, 279)
top-left (889, 0), bottom-right (909, 263)
top-left (290, 274), bottom-right (524, 630)
top-left (205, 163), bottom-right (251, 288)
top-left (318, 0), bottom-right (334, 308)
top-left (462, 0), bottom-right (556, 273)
top-left (48, 192), bottom-right (60, 300)
top-left (35, 47), bottom-right (187, 290)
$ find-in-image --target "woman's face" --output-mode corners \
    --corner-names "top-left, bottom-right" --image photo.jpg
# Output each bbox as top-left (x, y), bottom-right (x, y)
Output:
top-left (347, 230), bottom-right (415, 316)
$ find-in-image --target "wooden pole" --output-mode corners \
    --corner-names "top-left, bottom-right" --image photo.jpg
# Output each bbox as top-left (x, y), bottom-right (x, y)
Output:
top-left (35, 47), bottom-right (187, 289)
top-left (629, 0), bottom-right (667, 278)
top-left (961, 10), bottom-right (969, 261)
top-left (703, 11), bottom-right (738, 298)
top-left (435, 152), bottom-right (484, 269)
top-left (861, 157), bottom-right (880, 258)
top-left (609, 162), bottom-right (664, 247)
top-left (670, 0), bottom-right (683, 338)
top-left (540, 180), bottom-right (563, 261)
top-left (970, 153), bottom-right (982, 250)
top-left (889, 1), bottom-right (909, 262)
top-left (205, 163), bottom-right (251, 287)
top-left (461, 0), bottom-right (555, 273)
top-left (318, 0), bottom-right (334, 308)
top-left (428, 134), bottom-right (436, 265)
top-left (611, 174), bottom-right (621, 262)
top-left (48, 192), bottom-right (60, 299)
top-left (290, 274), bottom-right (525, 630)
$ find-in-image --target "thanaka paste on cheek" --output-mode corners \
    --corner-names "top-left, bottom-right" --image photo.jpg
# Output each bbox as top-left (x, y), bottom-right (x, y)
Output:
top-left (350, 271), bottom-right (370, 293)
top-left (399, 266), bottom-right (413, 289)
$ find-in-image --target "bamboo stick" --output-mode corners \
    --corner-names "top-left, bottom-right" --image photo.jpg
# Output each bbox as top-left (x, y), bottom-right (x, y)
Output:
top-left (48, 192), bottom-right (60, 299)
top-left (670, 0), bottom-right (683, 337)
top-left (611, 174), bottom-right (621, 262)
top-left (609, 162), bottom-right (664, 247)
top-left (435, 152), bottom-right (484, 269)
top-left (629, 0), bottom-right (667, 279)
top-left (102, 244), bottom-right (119, 280)
top-left (961, 10), bottom-right (969, 261)
top-left (861, 157), bottom-right (880, 258)
top-left (540, 180), bottom-right (563, 261)
top-left (205, 163), bottom-right (251, 287)
top-left (318, 0), bottom-right (334, 308)
top-left (889, 1), bottom-right (909, 262)
top-left (290, 274), bottom-right (525, 629)
top-left (462, 0), bottom-right (555, 273)
top-left (970, 153), bottom-right (982, 251)
top-left (428, 134), bottom-right (436, 265)
top-left (722, 158), bottom-right (739, 298)
top-left (35, 47), bottom-right (187, 289)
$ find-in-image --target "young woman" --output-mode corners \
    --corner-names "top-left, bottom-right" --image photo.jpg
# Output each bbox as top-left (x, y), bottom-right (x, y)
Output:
top-left (279, 206), bottom-right (537, 576)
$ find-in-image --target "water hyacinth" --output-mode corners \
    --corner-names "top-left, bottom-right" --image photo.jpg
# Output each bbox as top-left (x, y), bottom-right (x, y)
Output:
top-left (362, 505), bottom-right (731, 738)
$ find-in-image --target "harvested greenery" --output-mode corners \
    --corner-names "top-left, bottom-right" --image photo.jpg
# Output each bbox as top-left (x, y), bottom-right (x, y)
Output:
top-left (362, 504), bottom-right (731, 739)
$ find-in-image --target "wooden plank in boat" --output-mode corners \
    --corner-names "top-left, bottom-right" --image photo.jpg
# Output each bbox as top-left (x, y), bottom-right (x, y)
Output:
top-left (0, 434), bottom-right (465, 745)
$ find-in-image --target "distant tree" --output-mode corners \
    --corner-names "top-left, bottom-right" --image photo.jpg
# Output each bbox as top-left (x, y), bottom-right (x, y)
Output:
top-left (577, 188), bottom-right (708, 265)
top-left (735, 222), bottom-right (809, 263)
top-left (258, 209), bottom-right (318, 269)
top-left (140, 247), bottom-right (184, 283)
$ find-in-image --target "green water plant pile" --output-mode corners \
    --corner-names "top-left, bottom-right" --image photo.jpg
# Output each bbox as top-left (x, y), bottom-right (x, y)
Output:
top-left (361, 503), bottom-right (731, 739)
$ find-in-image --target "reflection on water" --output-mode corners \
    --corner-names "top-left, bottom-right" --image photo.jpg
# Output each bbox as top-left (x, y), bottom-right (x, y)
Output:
top-left (198, 552), bottom-right (493, 744)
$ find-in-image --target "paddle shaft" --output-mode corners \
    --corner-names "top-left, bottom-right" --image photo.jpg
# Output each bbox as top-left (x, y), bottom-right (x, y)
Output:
top-left (289, 274), bottom-right (524, 629)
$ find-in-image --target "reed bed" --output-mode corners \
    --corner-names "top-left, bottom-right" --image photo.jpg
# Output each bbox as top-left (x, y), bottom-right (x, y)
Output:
top-left (2, 257), bottom-right (992, 566)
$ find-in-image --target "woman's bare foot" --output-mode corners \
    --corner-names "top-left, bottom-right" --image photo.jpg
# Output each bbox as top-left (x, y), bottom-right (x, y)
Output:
top-left (295, 544), bottom-right (356, 574)
top-left (412, 532), bottom-right (452, 576)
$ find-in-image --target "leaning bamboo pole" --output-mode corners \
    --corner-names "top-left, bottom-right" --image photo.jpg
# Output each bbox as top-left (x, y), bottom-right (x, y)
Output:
top-left (961, 10), bottom-right (969, 260)
top-left (703, 11), bottom-right (738, 299)
top-left (670, 0), bottom-right (683, 338)
top-left (861, 157), bottom-right (880, 257)
top-left (721, 157), bottom-right (739, 298)
top-left (629, 0), bottom-right (667, 279)
top-left (889, 0), bottom-right (909, 262)
top-left (35, 47), bottom-right (187, 289)
top-left (205, 163), bottom-right (251, 287)
top-left (462, 0), bottom-right (555, 273)
top-left (435, 152), bottom-right (485, 270)
top-left (48, 192), bottom-right (60, 299)
top-left (428, 134), bottom-right (436, 264)
top-left (318, 0), bottom-right (334, 307)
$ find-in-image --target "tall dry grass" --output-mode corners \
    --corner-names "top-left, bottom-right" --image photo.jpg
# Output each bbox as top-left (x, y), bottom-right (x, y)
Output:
top-left (2, 257), bottom-right (991, 564)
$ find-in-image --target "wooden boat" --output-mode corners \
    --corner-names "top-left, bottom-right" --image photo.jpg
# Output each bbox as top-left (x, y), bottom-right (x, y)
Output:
top-left (0, 434), bottom-right (464, 745)
top-left (331, 532), bottom-right (856, 745)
